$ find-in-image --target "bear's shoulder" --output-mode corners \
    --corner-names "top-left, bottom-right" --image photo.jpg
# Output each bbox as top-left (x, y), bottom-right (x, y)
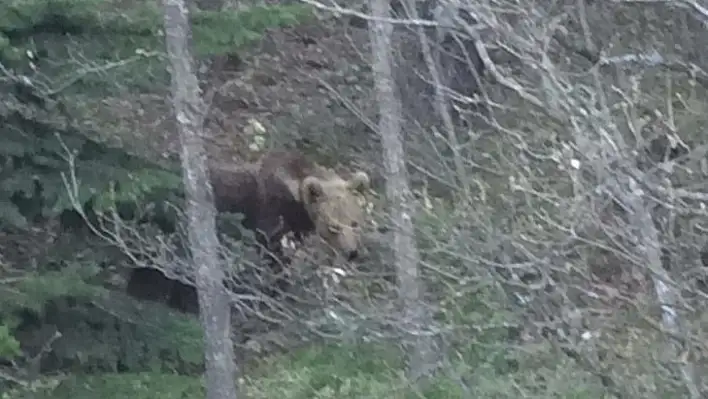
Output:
top-left (258, 150), bottom-right (319, 178)
top-left (209, 161), bottom-right (260, 199)
top-left (257, 150), bottom-right (348, 192)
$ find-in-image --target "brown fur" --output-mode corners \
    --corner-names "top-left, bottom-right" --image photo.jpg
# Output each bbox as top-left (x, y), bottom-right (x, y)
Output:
top-left (208, 150), bottom-right (370, 259)
top-left (209, 162), bottom-right (265, 233)
top-left (256, 150), bottom-right (370, 260)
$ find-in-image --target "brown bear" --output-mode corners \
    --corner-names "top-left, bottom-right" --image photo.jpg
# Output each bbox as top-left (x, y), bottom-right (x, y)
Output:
top-left (126, 150), bottom-right (371, 313)
top-left (207, 150), bottom-right (370, 260)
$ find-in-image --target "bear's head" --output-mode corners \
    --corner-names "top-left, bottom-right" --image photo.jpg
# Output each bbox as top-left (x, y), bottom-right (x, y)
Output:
top-left (300, 171), bottom-right (370, 261)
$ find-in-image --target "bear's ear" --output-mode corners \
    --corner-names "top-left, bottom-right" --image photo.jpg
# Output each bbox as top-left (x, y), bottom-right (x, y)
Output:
top-left (302, 176), bottom-right (325, 205)
top-left (348, 171), bottom-right (370, 193)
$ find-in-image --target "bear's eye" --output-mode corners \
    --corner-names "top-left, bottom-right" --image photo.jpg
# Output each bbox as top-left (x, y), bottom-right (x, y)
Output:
top-left (350, 221), bottom-right (359, 228)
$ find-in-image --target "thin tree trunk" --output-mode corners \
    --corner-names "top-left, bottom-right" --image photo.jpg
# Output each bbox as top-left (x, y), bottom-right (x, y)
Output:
top-left (368, 0), bottom-right (437, 383)
top-left (162, 1), bottom-right (238, 398)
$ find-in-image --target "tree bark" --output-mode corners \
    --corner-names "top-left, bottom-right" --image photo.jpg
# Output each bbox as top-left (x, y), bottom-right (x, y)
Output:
top-left (368, 0), bottom-right (437, 383)
top-left (162, 1), bottom-right (238, 398)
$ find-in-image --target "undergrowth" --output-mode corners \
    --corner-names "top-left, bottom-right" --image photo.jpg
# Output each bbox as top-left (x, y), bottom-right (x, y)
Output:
top-left (6, 341), bottom-right (603, 399)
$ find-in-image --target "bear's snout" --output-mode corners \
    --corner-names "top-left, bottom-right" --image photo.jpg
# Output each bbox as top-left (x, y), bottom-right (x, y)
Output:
top-left (334, 227), bottom-right (361, 261)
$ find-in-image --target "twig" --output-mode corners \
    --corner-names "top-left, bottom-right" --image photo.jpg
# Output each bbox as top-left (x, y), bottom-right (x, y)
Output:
top-left (301, 0), bottom-right (441, 27)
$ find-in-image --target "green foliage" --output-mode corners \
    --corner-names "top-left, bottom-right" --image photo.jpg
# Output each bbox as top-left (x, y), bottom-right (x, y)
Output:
top-left (0, 0), bottom-right (313, 41)
top-left (0, 324), bottom-right (21, 358)
top-left (0, 0), bottom-right (94, 37)
top-left (2, 268), bottom-right (204, 375)
top-left (0, 231), bottom-right (204, 375)
top-left (3, 339), bottom-right (606, 399)
top-left (0, 0), bottom-right (314, 92)
top-left (1, 264), bottom-right (101, 314)
top-left (44, 293), bottom-right (204, 373)
top-left (0, 113), bottom-right (182, 228)
top-left (8, 372), bottom-right (204, 399)
top-left (272, 341), bottom-right (404, 377)
top-left (192, 5), bottom-right (314, 55)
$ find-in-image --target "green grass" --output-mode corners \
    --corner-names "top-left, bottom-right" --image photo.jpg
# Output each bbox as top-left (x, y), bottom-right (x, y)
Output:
top-left (12, 372), bottom-right (205, 399)
top-left (7, 340), bottom-right (605, 399)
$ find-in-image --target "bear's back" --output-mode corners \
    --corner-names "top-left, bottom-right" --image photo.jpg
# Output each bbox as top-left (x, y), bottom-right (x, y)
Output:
top-left (209, 162), bottom-right (262, 231)
top-left (256, 151), bottom-right (317, 239)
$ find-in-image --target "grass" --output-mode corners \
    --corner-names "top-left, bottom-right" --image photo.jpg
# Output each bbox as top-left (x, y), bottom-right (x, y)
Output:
top-left (7, 340), bottom-right (606, 399)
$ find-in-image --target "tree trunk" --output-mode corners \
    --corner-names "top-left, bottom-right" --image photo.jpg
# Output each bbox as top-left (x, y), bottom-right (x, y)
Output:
top-left (162, 1), bottom-right (238, 398)
top-left (368, 0), bottom-right (437, 383)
